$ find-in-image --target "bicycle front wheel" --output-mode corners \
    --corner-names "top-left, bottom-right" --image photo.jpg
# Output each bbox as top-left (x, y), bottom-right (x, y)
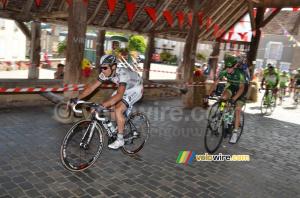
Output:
top-left (122, 112), bottom-right (150, 155)
top-left (261, 94), bottom-right (269, 115)
top-left (231, 111), bottom-right (244, 143)
top-left (204, 102), bottom-right (224, 154)
top-left (60, 120), bottom-right (104, 171)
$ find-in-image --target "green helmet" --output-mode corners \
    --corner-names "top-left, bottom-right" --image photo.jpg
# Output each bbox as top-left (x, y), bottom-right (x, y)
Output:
top-left (225, 56), bottom-right (237, 68)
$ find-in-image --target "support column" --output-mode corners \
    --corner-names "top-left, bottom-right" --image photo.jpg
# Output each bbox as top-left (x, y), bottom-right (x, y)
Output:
top-left (64, 0), bottom-right (88, 99)
top-left (182, 4), bottom-right (201, 109)
top-left (210, 40), bottom-right (221, 80)
top-left (143, 34), bottom-right (154, 80)
top-left (28, 21), bottom-right (41, 79)
top-left (247, 7), bottom-right (264, 79)
top-left (96, 29), bottom-right (106, 73)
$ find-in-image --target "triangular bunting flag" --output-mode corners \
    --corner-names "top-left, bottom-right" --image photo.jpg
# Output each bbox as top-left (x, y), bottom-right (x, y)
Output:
top-left (293, 44), bottom-right (296, 47)
top-left (198, 12), bottom-right (203, 25)
top-left (238, 32), bottom-right (248, 40)
top-left (206, 16), bottom-right (211, 30)
top-left (218, 28), bottom-right (225, 38)
top-left (83, 0), bottom-right (89, 4)
top-left (67, 0), bottom-right (71, 5)
top-left (35, 0), bottom-right (40, 7)
top-left (228, 32), bottom-right (234, 43)
top-left (2, 0), bottom-right (6, 4)
top-left (214, 24), bottom-right (219, 38)
top-left (283, 30), bottom-right (287, 35)
top-left (293, 8), bottom-right (299, 11)
top-left (107, 0), bottom-right (117, 15)
top-left (290, 36), bottom-right (293, 41)
top-left (176, 13), bottom-right (184, 29)
top-left (163, 11), bottom-right (172, 27)
top-left (145, 7), bottom-right (157, 23)
top-left (125, 1), bottom-right (136, 23)
top-left (188, 13), bottom-right (193, 28)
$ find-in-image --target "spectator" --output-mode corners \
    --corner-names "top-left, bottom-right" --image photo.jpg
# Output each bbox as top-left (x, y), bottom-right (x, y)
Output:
top-left (54, 64), bottom-right (64, 79)
top-left (176, 59), bottom-right (184, 80)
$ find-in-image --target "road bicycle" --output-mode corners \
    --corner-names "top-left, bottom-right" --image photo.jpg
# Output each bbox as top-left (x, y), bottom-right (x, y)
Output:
top-left (260, 88), bottom-right (276, 116)
top-left (60, 101), bottom-right (151, 171)
top-left (294, 85), bottom-right (300, 108)
top-left (204, 98), bottom-right (244, 154)
top-left (278, 86), bottom-right (285, 106)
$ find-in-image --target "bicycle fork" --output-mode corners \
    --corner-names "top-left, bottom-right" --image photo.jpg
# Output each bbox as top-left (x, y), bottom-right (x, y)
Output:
top-left (80, 121), bottom-right (97, 150)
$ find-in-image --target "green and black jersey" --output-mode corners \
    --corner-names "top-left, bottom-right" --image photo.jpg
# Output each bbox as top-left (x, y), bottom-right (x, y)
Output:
top-left (295, 74), bottom-right (300, 84)
top-left (217, 68), bottom-right (246, 87)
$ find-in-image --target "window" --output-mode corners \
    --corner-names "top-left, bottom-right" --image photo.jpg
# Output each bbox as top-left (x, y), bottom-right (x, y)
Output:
top-left (255, 59), bottom-right (263, 69)
top-left (264, 42), bottom-right (284, 60)
top-left (200, 44), bottom-right (205, 50)
top-left (279, 62), bottom-right (291, 72)
top-left (0, 39), bottom-right (6, 58)
top-left (171, 41), bottom-right (177, 47)
top-left (12, 40), bottom-right (19, 58)
top-left (14, 22), bottom-right (18, 31)
top-left (206, 44), bottom-right (211, 50)
top-left (163, 39), bottom-right (169, 46)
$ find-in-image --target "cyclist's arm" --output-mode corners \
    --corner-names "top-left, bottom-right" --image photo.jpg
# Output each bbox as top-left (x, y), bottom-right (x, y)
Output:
top-left (102, 85), bottom-right (126, 108)
top-left (275, 78), bottom-right (279, 87)
top-left (232, 83), bottom-right (245, 101)
top-left (261, 77), bottom-right (265, 87)
top-left (77, 80), bottom-right (101, 100)
top-left (207, 79), bottom-right (220, 96)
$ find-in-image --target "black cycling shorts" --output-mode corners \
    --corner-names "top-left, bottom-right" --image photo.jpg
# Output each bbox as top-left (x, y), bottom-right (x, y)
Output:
top-left (224, 83), bottom-right (248, 105)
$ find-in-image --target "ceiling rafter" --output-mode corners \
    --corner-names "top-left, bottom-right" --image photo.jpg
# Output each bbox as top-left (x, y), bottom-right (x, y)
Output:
top-left (123, 0), bottom-right (149, 29)
top-left (43, 0), bottom-right (55, 12)
top-left (88, 0), bottom-right (106, 25)
top-left (21, 0), bottom-right (34, 15)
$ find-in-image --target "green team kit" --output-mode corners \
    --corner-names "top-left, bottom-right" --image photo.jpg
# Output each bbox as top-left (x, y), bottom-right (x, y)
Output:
top-left (263, 69), bottom-right (280, 88)
top-left (295, 74), bottom-right (300, 85)
top-left (218, 68), bottom-right (247, 104)
top-left (279, 74), bottom-right (290, 87)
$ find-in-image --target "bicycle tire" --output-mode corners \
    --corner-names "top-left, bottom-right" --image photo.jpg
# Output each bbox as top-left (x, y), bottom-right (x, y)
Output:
top-left (204, 102), bottom-right (224, 154)
top-left (60, 120), bottom-right (104, 171)
top-left (122, 112), bottom-right (151, 155)
top-left (231, 111), bottom-right (244, 143)
top-left (261, 94), bottom-right (269, 115)
top-left (270, 95), bottom-right (276, 114)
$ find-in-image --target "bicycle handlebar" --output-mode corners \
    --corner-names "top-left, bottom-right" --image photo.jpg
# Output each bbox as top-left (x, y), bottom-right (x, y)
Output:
top-left (72, 100), bottom-right (114, 121)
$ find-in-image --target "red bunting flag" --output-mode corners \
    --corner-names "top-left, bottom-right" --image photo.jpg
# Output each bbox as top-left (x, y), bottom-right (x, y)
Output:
top-left (176, 13), bottom-right (184, 28)
top-left (254, 9), bottom-right (257, 17)
top-left (293, 8), bottom-right (299, 11)
top-left (125, 1), bottom-right (136, 23)
top-left (198, 12), bottom-right (203, 25)
top-left (163, 11), bottom-right (172, 27)
top-left (238, 32), bottom-right (248, 40)
top-left (2, 0), bottom-right (6, 4)
top-left (214, 24), bottom-right (219, 38)
top-left (188, 13), bottom-right (193, 28)
top-left (218, 28), bottom-right (225, 38)
top-left (35, 0), bottom-right (40, 7)
top-left (228, 32), bottom-right (234, 43)
top-left (67, 0), bottom-right (71, 5)
top-left (145, 7), bottom-right (157, 23)
top-left (206, 16), bottom-right (211, 30)
top-left (83, 0), bottom-right (89, 4)
top-left (243, 35), bottom-right (248, 42)
top-left (107, 0), bottom-right (117, 15)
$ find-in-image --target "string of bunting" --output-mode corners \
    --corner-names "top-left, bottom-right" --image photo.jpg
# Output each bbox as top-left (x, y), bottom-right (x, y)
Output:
top-left (0, 61), bottom-right (44, 67)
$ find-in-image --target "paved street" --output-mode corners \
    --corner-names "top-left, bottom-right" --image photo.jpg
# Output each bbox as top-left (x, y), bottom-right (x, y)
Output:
top-left (0, 94), bottom-right (300, 198)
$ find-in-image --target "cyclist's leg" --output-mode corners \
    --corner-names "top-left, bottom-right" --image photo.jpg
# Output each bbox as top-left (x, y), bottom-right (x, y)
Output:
top-left (221, 85), bottom-right (232, 100)
top-left (235, 90), bottom-right (246, 130)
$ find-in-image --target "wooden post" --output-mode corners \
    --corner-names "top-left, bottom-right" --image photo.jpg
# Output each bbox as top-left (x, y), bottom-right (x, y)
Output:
top-left (28, 21), bottom-right (41, 79)
top-left (96, 29), bottom-right (106, 73)
top-left (143, 34), bottom-right (154, 80)
top-left (182, 2), bottom-right (201, 109)
top-left (64, 0), bottom-right (88, 99)
top-left (210, 40), bottom-right (220, 80)
top-left (247, 7), bottom-right (264, 79)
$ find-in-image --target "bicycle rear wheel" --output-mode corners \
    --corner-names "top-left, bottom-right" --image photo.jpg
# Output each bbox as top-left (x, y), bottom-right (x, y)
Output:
top-left (204, 102), bottom-right (224, 154)
top-left (261, 94), bottom-right (270, 115)
top-left (270, 95), bottom-right (276, 114)
top-left (122, 112), bottom-right (150, 155)
top-left (60, 120), bottom-right (104, 171)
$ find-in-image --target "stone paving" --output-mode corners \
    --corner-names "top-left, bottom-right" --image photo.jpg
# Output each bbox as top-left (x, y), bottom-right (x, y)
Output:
top-left (0, 94), bottom-right (300, 198)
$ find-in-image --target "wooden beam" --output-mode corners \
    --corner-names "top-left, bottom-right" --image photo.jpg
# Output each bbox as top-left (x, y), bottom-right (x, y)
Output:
top-left (123, 0), bottom-right (149, 29)
top-left (199, 0), bottom-right (245, 40)
top-left (0, 0), bottom-right (10, 10)
top-left (143, 34), bottom-right (155, 80)
top-left (113, 5), bottom-right (129, 28)
top-left (253, 0), bottom-right (300, 8)
top-left (28, 21), bottom-right (41, 79)
top-left (0, 10), bottom-right (32, 22)
top-left (96, 30), bottom-right (106, 72)
top-left (261, 8), bottom-right (282, 28)
top-left (22, 0), bottom-right (34, 15)
top-left (59, 1), bottom-right (69, 11)
top-left (144, 0), bottom-right (173, 32)
top-left (37, 11), bottom-right (68, 19)
top-left (87, 0), bottom-right (105, 25)
top-left (153, 28), bottom-right (188, 35)
top-left (43, 0), bottom-right (55, 12)
top-left (156, 0), bottom-right (184, 30)
top-left (247, 0), bottom-right (256, 31)
top-left (100, 10), bottom-right (111, 27)
top-left (219, 39), bottom-right (250, 45)
top-left (15, 20), bottom-right (32, 41)
top-left (172, 7), bottom-right (189, 28)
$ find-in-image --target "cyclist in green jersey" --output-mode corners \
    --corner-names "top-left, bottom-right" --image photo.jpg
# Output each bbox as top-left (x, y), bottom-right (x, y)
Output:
top-left (204, 56), bottom-right (246, 144)
top-left (261, 63), bottom-right (279, 100)
top-left (279, 70), bottom-right (290, 97)
top-left (292, 68), bottom-right (300, 101)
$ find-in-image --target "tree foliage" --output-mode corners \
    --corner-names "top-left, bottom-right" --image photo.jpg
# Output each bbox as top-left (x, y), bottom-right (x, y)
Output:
top-left (128, 35), bottom-right (146, 53)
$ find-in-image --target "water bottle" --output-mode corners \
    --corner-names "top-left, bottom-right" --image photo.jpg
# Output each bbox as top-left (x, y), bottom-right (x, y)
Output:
top-left (228, 110), bottom-right (233, 124)
top-left (107, 121), bottom-right (117, 134)
top-left (223, 111), bottom-right (229, 127)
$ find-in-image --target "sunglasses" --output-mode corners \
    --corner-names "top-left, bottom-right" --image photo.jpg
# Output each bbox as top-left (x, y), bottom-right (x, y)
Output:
top-left (225, 66), bottom-right (233, 69)
top-left (101, 67), bottom-right (109, 71)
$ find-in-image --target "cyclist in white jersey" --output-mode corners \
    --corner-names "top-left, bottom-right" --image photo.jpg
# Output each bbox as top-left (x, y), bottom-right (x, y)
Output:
top-left (68, 55), bottom-right (143, 149)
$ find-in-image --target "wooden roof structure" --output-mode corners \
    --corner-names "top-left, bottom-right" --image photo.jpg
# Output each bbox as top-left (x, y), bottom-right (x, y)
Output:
top-left (1, 0), bottom-right (300, 43)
